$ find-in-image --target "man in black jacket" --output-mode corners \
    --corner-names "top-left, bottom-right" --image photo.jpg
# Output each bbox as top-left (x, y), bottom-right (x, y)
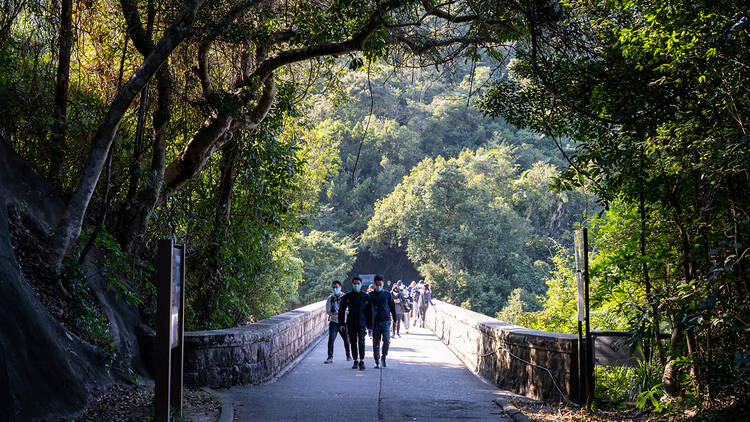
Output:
top-left (368, 274), bottom-right (397, 368)
top-left (338, 276), bottom-right (373, 370)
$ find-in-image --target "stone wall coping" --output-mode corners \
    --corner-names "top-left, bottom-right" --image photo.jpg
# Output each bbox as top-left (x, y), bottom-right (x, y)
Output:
top-left (184, 300), bottom-right (326, 347)
top-left (181, 300), bottom-right (329, 388)
top-left (427, 300), bottom-right (581, 402)
top-left (433, 300), bottom-right (577, 353)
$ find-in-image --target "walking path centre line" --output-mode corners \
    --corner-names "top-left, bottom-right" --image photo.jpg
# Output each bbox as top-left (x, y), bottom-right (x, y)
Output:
top-left (220, 325), bottom-right (513, 421)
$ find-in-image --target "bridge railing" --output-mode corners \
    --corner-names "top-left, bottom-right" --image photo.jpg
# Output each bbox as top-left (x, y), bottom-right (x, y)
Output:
top-left (182, 301), bottom-right (328, 388)
top-left (174, 298), bottom-right (579, 401)
top-left (424, 300), bottom-right (580, 402)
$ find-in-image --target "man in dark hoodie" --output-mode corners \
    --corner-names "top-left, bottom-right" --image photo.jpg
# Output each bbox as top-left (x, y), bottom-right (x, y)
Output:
top-left (369, 275), bottom-right (397, 368)
top-left (338, 276), bottom-right (373, 370)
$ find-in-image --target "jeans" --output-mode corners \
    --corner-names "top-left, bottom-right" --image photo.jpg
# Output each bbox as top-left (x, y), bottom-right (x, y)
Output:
top-left (373, 320), bottom-right (391, 361)
top-left (419, 305), bottom-right (428, 327)
top-left (413, 305), bottom-right (421, 325)
top-left (403, 312), bottom-right (410, 330)
top-left (327, 322), bottom-right (350, 359)
top-left (393, 314), bottom-right (403, 335)
top-left (347, 325), bottom-right (366, 361)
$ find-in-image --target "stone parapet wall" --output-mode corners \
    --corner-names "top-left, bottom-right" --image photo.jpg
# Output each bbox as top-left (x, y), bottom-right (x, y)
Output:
top-left (183, 301), bottom-right (328, 388)
top-left (424, 300), bottom-right (580, 402)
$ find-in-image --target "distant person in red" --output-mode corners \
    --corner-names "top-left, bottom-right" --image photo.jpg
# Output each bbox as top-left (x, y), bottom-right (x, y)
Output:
top-left (368, 275), bottom-right (397, 368)
top-left (338, 276), bottom-right (373, 370)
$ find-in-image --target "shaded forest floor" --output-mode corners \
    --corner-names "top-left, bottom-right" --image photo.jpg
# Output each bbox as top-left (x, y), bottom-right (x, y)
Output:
top-left (512, 394), bottom-right (749, 421)
top-left (45, 383), bottom-right (222, 422)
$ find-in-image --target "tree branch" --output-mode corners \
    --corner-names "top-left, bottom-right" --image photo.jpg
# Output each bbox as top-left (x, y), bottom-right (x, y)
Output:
top-left (51, 0), bottom-right (204, 270)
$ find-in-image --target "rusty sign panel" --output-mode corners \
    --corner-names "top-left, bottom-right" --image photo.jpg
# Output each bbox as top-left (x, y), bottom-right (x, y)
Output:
top-left (592, 332), bottom-right (644, 367)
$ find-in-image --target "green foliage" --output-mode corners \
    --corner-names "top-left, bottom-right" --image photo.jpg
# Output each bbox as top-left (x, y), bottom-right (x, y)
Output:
top-left (363, 148), bottom-right (590, 315)
top-left (478, 0), bottom-right (750, 401)
top-left (92, 229), bottom-right (144, 308)
top-left (598, 361), bottom-right (663, 404)
top-left (62, 257), bottom-right (117, 367)
top-left (635, 383), bottom-right (674, 413)
top-left (291, 230), bottom-right (358, 306)
top-left (309, 62), bottom-right (568, 237)
top-left (151, 98), bottom-right (339, 329)
top-left (498, 244), bottom-right (579, 332)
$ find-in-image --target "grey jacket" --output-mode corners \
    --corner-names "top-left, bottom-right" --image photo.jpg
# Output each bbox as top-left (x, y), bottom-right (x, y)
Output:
top-left (326, 293), bottom-right (346, 323)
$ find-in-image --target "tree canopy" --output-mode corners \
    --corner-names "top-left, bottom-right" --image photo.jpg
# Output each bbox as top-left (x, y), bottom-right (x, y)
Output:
top-left (362, 148), bottom-right (593, 314)
top-left (1, 0), bottom-right (748, 417)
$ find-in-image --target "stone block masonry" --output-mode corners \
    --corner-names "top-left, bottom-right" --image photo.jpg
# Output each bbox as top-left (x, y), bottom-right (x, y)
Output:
top-left (182, 301), bottom-right (327, 388)
top-left (424, 300), bottom-right (580, 402)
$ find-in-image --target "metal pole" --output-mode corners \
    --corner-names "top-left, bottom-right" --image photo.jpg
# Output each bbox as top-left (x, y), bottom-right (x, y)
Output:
top-left (154, 239), bottom-right (173, 422)
top-left (583, 228), bottom-right (594, 408)
top-left (577, 320), bottom-right (585, 404)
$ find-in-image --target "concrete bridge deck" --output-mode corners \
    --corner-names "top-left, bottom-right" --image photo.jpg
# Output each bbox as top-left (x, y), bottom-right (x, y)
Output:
top-left (219, 325), bottom-right (514, 421)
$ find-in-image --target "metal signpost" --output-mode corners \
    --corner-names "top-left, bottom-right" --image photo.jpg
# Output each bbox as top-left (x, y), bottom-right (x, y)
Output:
top-left (155, 239), bottom-right (185, 422)
top-left (574, 228), bottom-right (594, 407)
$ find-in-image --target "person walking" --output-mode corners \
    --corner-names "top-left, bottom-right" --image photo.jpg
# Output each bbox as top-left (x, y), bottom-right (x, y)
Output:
top-left (419, 283), bottom-right (436, 328)
top-left (324, 281), bottom-right (351, 364)
top-left (401, 287), bottom-right (412, 333)
top-left (411, 282), bottom-right (422, 326)
top-left (338, 277), bottom-right (373, 370)
top-left (368, 275), bottom-right (397, 368)
top-left (391, 287), bottom-right (405, 338)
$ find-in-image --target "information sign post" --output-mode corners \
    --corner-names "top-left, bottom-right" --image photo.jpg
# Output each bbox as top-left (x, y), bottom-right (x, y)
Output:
top-left (155, 239), bottom-right (185, 422)
top-left (574, 228), bottom-right (594, 407)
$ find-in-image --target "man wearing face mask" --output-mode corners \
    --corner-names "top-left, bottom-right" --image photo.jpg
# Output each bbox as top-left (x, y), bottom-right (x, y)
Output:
top-left (324, 280), bottom-right (351, 364)
top-left (368, 275), bottom-right (397, 369)
top-left (338, 276), bottom-right (373, 370)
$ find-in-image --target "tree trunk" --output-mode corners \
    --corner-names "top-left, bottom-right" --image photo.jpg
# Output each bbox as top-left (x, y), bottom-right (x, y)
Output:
top-left (162, 74), bottom-right (275, 199)
top-left (214, 139), bottom-right (239, 230)
top-left (123, 86), bottom-right (150, 204)
top-left (662, 319), bottom-right (684, 396)
top-left (48, 0), bottom-right (73, 181)
top-left (117, 66), bottom-right (171, 252)
top-left (192, 139), bottom-right (239, 324)
top-left (50, 0), bottom-right (203, 272)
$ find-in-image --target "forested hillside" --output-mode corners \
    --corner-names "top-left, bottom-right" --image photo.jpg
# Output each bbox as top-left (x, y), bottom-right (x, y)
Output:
top-left (1, 0), bottom-right (747, 419)
top-left (295, 62), bottom-right (594, 313)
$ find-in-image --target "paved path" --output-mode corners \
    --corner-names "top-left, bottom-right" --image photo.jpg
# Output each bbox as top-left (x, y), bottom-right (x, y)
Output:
top-left (221, 325), bottom-right (513, 421)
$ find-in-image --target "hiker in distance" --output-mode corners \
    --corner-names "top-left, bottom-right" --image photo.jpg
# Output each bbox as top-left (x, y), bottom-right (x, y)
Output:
top-left (338, 276), bottom-right (373, 370)
top-left (369, 275), bottom-right (398, 368)
top-left (324, 280), bottom-right (351, 364)
top-left (419, 282), bottom-right (436, 328)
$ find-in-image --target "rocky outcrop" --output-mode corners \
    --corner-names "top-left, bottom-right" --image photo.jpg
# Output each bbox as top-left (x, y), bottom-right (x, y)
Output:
top-left (0, 141), bottom-right (107, 420)
top-left (182, 301), bottom-right (327, 388)
top-left (0, 140), bottom-right (147, 420)
top-left (424, 300), bottom-right (580, 402)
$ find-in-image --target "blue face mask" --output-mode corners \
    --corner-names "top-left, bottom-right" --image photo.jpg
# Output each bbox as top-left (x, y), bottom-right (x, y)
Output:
top-left (352, 284), bottom-right (361, 292)
top-left (374, 285), bottom-right (383, 292)
top-left (333, 287), bottom-right (340, 294)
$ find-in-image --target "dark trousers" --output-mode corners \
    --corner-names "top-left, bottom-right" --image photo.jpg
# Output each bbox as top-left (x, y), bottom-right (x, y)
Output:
top-left (419, 305), bottom-right (428, 327)
top-left (347, 325), bottom-right (366, 361)
top-left (392, 314), bottom-right (403, 335)
top-left (373, 320), bottom-right (391, 361)
top-left (327, 322), bottom-right (350, 359)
